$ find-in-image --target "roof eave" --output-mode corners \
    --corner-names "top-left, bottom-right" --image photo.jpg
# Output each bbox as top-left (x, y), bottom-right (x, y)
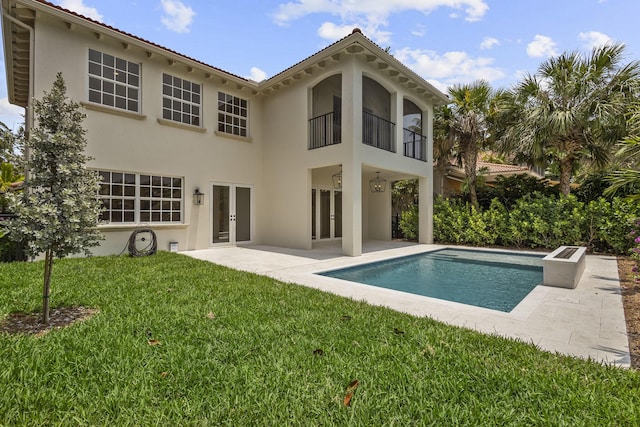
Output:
top-left (13, 0), bottom-right (257, 91)
top-left (259, 32), bottom-right (449, 105)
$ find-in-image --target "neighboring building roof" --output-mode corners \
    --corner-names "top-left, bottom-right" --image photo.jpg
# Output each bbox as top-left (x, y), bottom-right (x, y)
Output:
top-left (476, 161), bottom-right (531, 175)
top-left (444, 160), bottom-right (543, 182)
top-left (2, 0), bottom-right (449, 109)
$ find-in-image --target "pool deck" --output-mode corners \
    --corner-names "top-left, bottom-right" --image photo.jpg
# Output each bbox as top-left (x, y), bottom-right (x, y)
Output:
top-left (183, 241), bottom-right (630, 368)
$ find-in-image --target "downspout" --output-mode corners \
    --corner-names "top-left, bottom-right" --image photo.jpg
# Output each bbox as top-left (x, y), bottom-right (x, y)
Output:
top-left (3, 7), bottom-right (35, 181)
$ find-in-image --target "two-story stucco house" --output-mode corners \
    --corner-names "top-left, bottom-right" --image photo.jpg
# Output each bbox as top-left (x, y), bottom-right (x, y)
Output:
top-left (1, 0), bottom-right (448, 257)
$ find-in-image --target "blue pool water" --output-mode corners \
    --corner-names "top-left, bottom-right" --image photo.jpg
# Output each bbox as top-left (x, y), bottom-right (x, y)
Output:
top-left (319, 248), bottom-right (544, 312)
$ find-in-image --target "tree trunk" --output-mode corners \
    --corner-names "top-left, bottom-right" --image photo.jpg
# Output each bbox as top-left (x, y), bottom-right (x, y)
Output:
top-left (559, 158), bottom-right (573, 196)
top-left (435, 160), bottom-right (447, 196)
top-left (42, 248), bottom-right (53, 324)
top-left (463, 139), bottom-right (479, 207)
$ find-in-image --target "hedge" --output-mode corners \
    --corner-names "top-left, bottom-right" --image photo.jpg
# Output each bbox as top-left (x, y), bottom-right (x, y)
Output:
top-left (402, 194), bottom-right (639, 254)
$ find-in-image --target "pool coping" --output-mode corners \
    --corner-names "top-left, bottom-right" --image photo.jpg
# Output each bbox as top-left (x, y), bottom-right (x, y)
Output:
top-left (183, 242), bottom-right (630, 368)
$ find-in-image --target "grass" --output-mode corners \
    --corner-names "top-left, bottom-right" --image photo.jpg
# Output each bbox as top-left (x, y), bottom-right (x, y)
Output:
top-left (1, 252), bottom-right (639, 426)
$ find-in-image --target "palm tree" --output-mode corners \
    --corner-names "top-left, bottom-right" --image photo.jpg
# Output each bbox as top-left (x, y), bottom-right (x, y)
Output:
top-left (498, 43), bottom-right (639, 196)
top-left (605, 102), bottom-right (640, 200)
top-left (436, 80), bottom-right (494, 207)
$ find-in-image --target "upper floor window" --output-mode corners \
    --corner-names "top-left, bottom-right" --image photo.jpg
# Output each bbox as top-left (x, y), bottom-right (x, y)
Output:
top-left (162, 73), bottom-right (201, 126)
top-left (88, 49), bottom-right (140, 112)
top-left (218, 92), bottom-right (248, 137)
top-left (97, 170), bottom-right (183, 224)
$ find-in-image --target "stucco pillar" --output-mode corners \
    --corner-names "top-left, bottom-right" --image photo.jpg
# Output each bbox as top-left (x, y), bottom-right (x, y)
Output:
top-left (342, 161), bottom-right (362, 255)
top-left (341, 58), bottom-right (363, 256)
top-left (419, 103), bottom-right (435, 244)
top-left (418, 176), bottom-right (433, 244)
top-left (391, 92), bottom-right (402, 156)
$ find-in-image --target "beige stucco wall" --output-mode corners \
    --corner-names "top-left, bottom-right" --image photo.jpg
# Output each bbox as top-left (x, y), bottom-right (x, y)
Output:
top-left (25, 10), bottom-right (437, 257)
top-left (32, 14), bottom-right (264, 255)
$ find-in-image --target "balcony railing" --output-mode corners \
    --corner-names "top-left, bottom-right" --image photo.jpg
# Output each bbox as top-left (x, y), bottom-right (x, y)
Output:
top-left (403, 128), bottom-right (427, 161)
top-left (309, 112), bottom-right (341, 149)
top-left (363, 110), bottom-right (395, 152)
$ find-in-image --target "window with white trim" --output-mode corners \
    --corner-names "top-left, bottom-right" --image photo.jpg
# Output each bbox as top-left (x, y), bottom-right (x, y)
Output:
top-left (97, 171), bottom-right (183, 224)
top-left (88, 49), bottom-right (140, 112)
top-left (218, 92), bottom-right (248, 137)
top-left (162, 73), bottom-right (201, 126)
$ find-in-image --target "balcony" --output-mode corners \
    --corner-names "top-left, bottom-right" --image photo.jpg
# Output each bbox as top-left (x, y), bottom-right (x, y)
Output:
top-left (309, 112), bottom-right (341, 149)
top-left (403, 128), bottom-right (427, 161)
top-left (362, 110), bottom-right (395, 152)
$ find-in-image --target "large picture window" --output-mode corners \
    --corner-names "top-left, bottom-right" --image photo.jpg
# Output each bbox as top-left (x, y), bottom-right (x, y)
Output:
top-left (218, 92), bottom-right (248, 137)
top-left (162, 73), bottom-right (201, 126)
top-left (88, 49), bottom-right (140, 112)
top-left (98, 171), bottom-right (182, 224)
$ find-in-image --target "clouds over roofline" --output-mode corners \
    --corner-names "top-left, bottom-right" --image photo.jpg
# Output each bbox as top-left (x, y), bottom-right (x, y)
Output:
top-left (394, 47), bottom-right (505, 92)
top-left (160, 0), bottom-right (196, 34)
top-left (57, 0), bottom-right (103, 22)
top-left (273, 0), bottom-right (489, 45)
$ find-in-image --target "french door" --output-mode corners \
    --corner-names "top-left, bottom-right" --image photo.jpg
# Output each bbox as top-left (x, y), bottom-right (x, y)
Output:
top-left (311, 188), bottom-right (342, 240)
top-left (211, 183), bottom-right (252, 245)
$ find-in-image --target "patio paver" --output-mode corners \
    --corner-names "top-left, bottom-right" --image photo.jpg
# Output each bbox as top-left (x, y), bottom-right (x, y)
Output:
top-left (183, 241), bottom-right (630, 367)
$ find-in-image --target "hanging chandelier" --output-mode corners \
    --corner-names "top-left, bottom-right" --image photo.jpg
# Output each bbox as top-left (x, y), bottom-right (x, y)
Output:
top-left (369, 171), bottom-right (387, 193)
top-left (332, 165), bottom-right (342, 189)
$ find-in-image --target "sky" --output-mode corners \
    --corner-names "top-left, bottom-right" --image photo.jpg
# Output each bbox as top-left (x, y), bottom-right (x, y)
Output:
top-left (1, 0), bottom-right (640, 130)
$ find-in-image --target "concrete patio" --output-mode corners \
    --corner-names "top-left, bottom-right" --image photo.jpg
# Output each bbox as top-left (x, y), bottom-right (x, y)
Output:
top-left (183, 241), bottom-right (630, 367)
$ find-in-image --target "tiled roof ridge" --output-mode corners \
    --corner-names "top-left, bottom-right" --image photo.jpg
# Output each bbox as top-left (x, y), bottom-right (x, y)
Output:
top-left (264, 27), bottom-right (444, 100)
top-left (262, 28), bottom-right (365, 83)
top-left (29, 0), bottom-right (251, 83)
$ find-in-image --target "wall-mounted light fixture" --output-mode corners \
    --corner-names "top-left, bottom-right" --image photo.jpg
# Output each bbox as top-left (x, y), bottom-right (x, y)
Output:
top-left (332, 165), bottom-right (342, 189)
top-left (193, 187), bottom-right (204, 205)
top-left (369, 172), bottom-right (387, 193)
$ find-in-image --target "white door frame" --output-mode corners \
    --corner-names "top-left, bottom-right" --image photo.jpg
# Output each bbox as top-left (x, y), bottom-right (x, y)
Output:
top-left (210, 182), bottom-right (254, 247)
top-left (311, 186), bottom-right (342, 241)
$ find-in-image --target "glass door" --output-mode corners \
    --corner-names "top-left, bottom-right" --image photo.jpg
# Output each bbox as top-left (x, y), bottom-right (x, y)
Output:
top-left (311, 188), bottom-right (342, 241)
top-left (212, 184), bottom-right (252, 245)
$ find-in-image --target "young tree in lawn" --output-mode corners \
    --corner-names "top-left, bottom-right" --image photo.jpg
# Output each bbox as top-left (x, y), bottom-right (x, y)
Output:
top-left (7, 73), bottom-right (102, 323)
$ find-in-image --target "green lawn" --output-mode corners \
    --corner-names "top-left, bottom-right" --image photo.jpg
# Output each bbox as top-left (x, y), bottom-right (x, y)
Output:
top-left (1, 252), bottom-right (639, 426)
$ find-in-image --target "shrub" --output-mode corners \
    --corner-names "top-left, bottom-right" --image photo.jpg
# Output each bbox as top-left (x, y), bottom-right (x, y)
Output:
top-left (432, 193), bottom-right (639, 254)
top-left (399, 204), bottom-right (419, 241)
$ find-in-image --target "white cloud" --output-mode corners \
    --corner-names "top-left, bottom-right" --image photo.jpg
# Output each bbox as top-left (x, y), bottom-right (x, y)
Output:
top-left (0, 97), bottom-right (25, 130)
top-left (57, 0), bottom-right (103, 21)
top-left (578, 31), bottom-right (613, 50)
top-left (317, 21), bottom-right (392, 44)
top-left (394, 47), bottom-right (505, 91)
top-left (246, 67), bottom-right (268, 82)
top-left (273, 0), bottom-right (489, 43)
top-left (317, 22), bottom-right (353, 40)
top-left (160, 0), bottom-right (195, 34)
top-left (411, 25), bottom-right (426, 37)
top-left (480, 37), bottom-right (499, 50)
top-left (526, 35), bottom-right (558, 58)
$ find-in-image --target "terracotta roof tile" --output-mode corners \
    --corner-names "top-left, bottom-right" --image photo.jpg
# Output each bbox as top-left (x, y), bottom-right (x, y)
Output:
top-left (476, 161), bottom-right (529, 174)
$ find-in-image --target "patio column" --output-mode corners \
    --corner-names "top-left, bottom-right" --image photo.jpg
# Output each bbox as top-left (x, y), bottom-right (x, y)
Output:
top-left (419, 103), bottom-right (434, 244)
top-left (341, 58), bottom-right (363, 256)
top-left (418, 176), bottom-right (432, 244)
top-left (342, 161), bottom-right (362, 256)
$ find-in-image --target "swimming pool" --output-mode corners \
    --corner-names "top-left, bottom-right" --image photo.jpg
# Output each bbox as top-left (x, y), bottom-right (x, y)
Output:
top-left (318, 248), bottom-right (544, 312)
